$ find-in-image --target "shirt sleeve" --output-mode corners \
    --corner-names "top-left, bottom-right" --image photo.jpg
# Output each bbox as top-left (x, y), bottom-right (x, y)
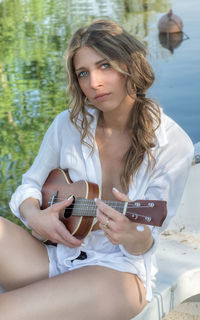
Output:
top-left (9, 112), bottom-right (66, 227)
top-left (144, 122), bottom-right (194, 233)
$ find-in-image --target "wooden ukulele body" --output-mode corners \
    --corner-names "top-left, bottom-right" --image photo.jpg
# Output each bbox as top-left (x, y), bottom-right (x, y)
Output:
top-left (41, 168), bottom-right (101, 239)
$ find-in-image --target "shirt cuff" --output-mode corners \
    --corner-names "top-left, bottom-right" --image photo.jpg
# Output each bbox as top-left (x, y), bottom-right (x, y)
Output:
top-left (119, 226), bottom-right (158, 258)
top-left (9, 186), bottom-right (42, 228)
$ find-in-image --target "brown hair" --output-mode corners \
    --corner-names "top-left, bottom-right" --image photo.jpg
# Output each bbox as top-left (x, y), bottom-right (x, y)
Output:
top-left (65, 19), bottom-right (161, 190)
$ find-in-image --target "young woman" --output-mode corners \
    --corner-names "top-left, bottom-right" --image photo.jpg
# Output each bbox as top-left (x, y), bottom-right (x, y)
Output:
top-left (0, 19), bottom-right (194, 319)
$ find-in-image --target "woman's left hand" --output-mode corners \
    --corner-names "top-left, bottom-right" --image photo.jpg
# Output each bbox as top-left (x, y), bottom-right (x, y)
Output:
top-left (96, 188), bottom-right (137, 247)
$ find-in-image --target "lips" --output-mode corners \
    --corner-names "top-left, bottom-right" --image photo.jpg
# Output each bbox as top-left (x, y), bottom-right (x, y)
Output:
top-left (94, 93), bottom-right (111, 101)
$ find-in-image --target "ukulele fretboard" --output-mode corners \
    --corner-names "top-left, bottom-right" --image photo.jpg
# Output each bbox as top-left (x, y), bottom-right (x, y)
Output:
top-left (68, 199), bottom-right (125, 217)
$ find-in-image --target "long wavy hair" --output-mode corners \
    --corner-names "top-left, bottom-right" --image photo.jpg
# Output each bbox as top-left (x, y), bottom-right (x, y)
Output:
top-left (65, 19), bottom-right (161, 190)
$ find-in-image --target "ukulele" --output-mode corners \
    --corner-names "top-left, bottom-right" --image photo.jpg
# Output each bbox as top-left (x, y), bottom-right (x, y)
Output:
top-left (41, 168), bottom-right (167, 239)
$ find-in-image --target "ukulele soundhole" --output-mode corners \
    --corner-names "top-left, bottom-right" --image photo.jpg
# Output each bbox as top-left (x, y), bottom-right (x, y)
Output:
top-left (64, 197), bottom-right (75, 218)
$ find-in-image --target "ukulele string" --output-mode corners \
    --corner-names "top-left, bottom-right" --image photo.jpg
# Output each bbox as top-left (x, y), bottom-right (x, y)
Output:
top-left (47, 196), bottom-right (124, 206)
top-left (46, 195), bottom-right (154, 221)
top-left (48, 201), bottom-right (152, 211)
top-left (46, 194), bottom-right (155, 209)
top-left (61, 204), bottom-right (152, 209)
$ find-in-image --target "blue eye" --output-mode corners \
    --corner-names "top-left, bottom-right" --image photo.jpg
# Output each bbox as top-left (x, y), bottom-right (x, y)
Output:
top-left (78, 71), bottom-right (88, 78)
top-left (101, 63), bottom-right (110, 69)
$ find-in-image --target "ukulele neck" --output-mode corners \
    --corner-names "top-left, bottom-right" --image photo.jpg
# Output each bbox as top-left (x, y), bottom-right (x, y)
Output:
top-left (72, 199), bottom-right (126, 217)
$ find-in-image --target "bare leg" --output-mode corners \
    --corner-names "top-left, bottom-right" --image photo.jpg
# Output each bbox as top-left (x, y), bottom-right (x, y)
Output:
top-left (0, 217), bottom-right (49, 289)
top-left (0, 217), bottom-right (147, 319)
top-left (0, 266), bottom-right (147, 320)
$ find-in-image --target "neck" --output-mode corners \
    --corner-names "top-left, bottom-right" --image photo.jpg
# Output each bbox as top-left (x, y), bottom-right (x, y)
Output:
top-left (99, 97), bottom-right (134, 133)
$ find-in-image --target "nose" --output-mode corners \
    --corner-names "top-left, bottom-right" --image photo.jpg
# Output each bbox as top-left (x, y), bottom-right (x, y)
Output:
top-left (89, 70), bottom-right (103, 89)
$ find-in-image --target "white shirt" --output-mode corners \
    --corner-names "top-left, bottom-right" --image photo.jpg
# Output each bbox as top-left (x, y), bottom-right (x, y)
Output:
top-left (9, 108), bottom-right (194, 301)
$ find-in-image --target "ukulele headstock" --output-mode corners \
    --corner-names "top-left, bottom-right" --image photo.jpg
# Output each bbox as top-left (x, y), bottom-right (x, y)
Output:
top-left (126, 200), bottom-right (167, 227)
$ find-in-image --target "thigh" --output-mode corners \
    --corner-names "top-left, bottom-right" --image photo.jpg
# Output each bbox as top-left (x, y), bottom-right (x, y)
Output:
top-left (0, 266), bottom-right (147, 320)
top-left (63, 266), bottom-right (147, 320)
top-left (0, 217), bottom-right (49, 290)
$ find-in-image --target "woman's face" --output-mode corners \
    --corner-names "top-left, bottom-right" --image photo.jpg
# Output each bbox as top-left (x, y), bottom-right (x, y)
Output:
top-left (73, 46), bottom-right (134, 114)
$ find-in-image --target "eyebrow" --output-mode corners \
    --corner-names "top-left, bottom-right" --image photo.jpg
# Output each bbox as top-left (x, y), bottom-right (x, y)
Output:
top-left (75, 59), bottom-right (107, 72)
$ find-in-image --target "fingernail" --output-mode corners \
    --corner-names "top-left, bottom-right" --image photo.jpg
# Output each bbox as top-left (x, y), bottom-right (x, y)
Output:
top-left (81, 242), bottom-right (85, 247)
top-left (112, 187), bottom-right (119, 193)
top-left (94, 198), bottom-right (99, 202)
top-left (66, 195), bottom-right (74, 201)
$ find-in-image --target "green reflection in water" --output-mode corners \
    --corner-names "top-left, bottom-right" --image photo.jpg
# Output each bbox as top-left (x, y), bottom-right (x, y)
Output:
top-left (0, 0), bottom-right (170, 221)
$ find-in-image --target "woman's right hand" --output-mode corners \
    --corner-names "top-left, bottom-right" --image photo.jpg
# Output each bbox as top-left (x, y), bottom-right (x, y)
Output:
top-left (19, 196), bottom-right (82, 248)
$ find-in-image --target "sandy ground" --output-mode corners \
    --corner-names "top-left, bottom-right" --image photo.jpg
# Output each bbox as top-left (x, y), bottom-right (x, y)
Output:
top-left (162, 230), bottom-right (200, 250)
top-left (163, 304), bottom-right (200, 320)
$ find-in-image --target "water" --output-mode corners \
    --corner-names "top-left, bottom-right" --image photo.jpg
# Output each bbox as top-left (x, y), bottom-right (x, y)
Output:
top-left (149, 0), bottom-right (200, 144)
top-left (0, 0), bottom-right (199, 219)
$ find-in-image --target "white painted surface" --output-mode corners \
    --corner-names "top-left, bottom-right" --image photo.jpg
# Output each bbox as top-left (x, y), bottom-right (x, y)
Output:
top-left (167, 163), bottom-right (200, 234)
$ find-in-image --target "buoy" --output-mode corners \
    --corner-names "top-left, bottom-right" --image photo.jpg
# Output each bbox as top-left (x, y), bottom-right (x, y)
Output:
top-left (158, 9), bottom-right (183, 34)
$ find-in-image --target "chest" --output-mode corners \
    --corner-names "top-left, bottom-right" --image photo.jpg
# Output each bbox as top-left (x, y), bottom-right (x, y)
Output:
top-left (95, 130), bottom-right (130, 199)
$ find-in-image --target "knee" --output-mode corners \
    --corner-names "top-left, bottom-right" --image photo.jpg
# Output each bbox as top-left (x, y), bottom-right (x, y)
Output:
top-left (0, 216), bottom-right (6, 237)
top-left (0, 217), bottom-right (13, 241)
